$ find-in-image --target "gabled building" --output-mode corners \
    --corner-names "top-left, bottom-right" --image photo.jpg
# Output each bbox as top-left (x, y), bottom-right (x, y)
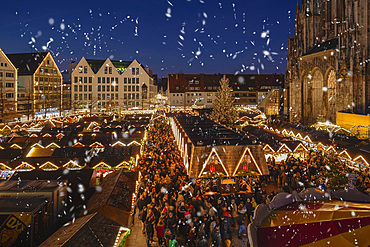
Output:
top-left (6, 52), bottom-right (63, 119)
top-left (69, 57), bottom-right (156, 113)
top-left (168, 73), bottom-right (283, 109)
top-left (0, 49), bottom-right (17, 121)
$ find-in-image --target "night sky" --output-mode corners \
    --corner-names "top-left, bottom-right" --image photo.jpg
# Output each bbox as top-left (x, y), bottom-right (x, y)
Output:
top-left (0, 0), bottom-right (296, 77)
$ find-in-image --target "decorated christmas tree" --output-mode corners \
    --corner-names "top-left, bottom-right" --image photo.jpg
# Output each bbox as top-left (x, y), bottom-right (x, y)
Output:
top-left (211, 75), bottom-right (238, 125)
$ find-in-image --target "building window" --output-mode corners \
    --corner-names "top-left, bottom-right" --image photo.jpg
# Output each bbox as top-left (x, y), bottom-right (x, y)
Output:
top-left (102, 94), bottom-right (105, 100)
top-left (84, 66), bottom-right (87, 73)
top-left (98, 94), bottom-right (101, 100)
top-left (84, 93), bottom-right (87, 100)
top-left (89, 94), bottom-right (92, 100)
top-left (124, 85), bottom-right (127, 91)
top-left (78, 85), bottom-right (82, 91)
top-left (111, 86), bottom-right (114, 91)
top-left (5, 73), bottom-right (14, 78)
top-left (84, 85), bottom-right (87, 91)
top-left (207, 99), bottom-right (212, 103)
top-left (84, 77), bottom-right (87, 83)
top-left (89, 77), bottom-right (92, 83)
top-left (107, 86), bottom-right (110, 92)
top-left (102, 85), bottom-right (105, 92)
top-left (124, 78), bottom-right (127, 84)
top-left (74, 94), bottom-right (78, 100)
top-left (128, 86), bottom-right (131, 92)
top-left (98, 85), bottom-right (101, 92)
top-left (128, 78), bottom-right (131, 83)
top-left (136, 93), bottom-right (139, 99)
top-left (107, 77), bottom-right (110, 84)
top-left (79, 66), bottom-right (83, 73)
top-left (115, 93), bottom-right (118, 99)
top-left (132, 68), bottom-right (135, 75)
top-left (115, 78), bottom-right (119, 83)
top-left (79, 77), bottom-right (82, 83)
top-left (98, 77), bottom-right (101, 83)
top-left (79, 94), bottom-right (82, 100)
top-left (124, 94), bottom-right (127, 99)
top-left (102, 77), bottom-right (105, 83)
top-left (136, 68), bottom-right (139, 75)
top-left (5, 93), bottom-right (13, 98)
top-left (89, 85), bottom-right (92, 92)
top-left (109, 67), bottom-right (112, 74)
top-left (45, 69), bottom-right (48, 73)
top-left (136, 78), bottom-right (139, 84)
top-left (104, 67), bottom-right (108, 74)
top-left (47, 60), bottom-right (50, 65)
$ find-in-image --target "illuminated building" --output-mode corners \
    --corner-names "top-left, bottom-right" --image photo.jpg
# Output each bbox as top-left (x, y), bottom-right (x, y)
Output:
top-left (69, 58), bottom-right (156, 113)
top-left (6, 52), bottom-right (63, 119)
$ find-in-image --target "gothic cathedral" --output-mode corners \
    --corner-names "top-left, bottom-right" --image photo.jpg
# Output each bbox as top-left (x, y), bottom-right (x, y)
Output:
top-left (285, 0), bottom-right (370, 125)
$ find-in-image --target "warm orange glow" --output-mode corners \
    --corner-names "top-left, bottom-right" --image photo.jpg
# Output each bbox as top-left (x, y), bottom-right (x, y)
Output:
top-left (42, 133), bottom-right (52, 138)
top-left (339, 150), bottom-right (352, 160)
top-left (0, 163), bottom-right (12, 170)
top-left (263, 144), bottom-right (275, 153)
top-left (353, 156), bottom-right (369, 167)
top-left (112, 141), bottom-right (126, 147)
top-left (30, 134), bottom-right (38, 138)
top-left (326, 146), bottom-right (337, 154)
top-left (10, 144), bottom-right (22, 149)
top-left (295, 133), bottom-right (303, 139)
top-left (277, 143), bottom-right (292, 153)
top-left (72, 142), bottom-right (85, 147)
top-left (63, 160), bottom-right (82, 169)
top-left (89, 141), bottom-right (104, 148)
top-left (232, 147), bottom-right (262, 176)
top-left (282, 129), bottom-right (288, 135)
top-left (92, 162), bottom-right (112, 169)
top-left (293, 143), bottom-right (308, 152)
top-left (14, 162), bottom-right (35, 170)
top-left (127, 141), bottom-right (141, 146)
top-left (45, 143), bottom-right (61, 149)
top-left (40, 161), bottom-right (59, 170)
top-left (303, 136), bottom-right (312, 143)
top-left (198, 148), bottom-right (230, 178)
top-left (115, 161), bottom-right (131, 169)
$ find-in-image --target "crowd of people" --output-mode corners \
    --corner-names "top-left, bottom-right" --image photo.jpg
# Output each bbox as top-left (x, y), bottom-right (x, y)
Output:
top-left (134, 118), bottom-right (272, 247)
top-left (267, 152), bottom-right (370, 194)
top-left (133, 116), bottom-right (370, 246)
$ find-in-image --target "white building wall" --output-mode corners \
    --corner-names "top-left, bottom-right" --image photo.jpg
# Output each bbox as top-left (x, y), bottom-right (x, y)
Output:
top-left (71, 58), bottom-right (156, 113)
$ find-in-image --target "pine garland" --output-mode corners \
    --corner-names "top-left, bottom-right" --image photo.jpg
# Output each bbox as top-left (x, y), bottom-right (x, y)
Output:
top-left (211, 75), bottom-right (238, 125)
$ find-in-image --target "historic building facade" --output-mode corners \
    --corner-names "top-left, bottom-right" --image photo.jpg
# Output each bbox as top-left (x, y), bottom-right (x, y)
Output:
top-left (6, 52), bottom-right (63, 119)
top-left (0, 49), bottom-right (17, 121)
top-left (69, 58), bottom-right (156, 113)
top-left (285, 0), bottom-right (370, 124)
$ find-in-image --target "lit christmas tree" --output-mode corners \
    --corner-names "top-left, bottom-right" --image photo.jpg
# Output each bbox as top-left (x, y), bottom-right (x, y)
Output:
top-left (211, 75), bottom-right (238, 125)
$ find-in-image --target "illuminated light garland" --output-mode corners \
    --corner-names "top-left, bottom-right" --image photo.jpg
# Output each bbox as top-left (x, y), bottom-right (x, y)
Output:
top-left (45, 143), bottom-right (61, 149)
top-left (282, 129), bottom-right (288, 135)
top-left (115, 161), bottom-right (131, 169)
top-left (39, 161), bottom-right (59, 170)
top-left (72, 142), bottom-right (85, 147)
top-left (42, 133), bottom-right (52, 138)
top-left (31, 143), bottom-right (44, 149)
top-left (293, 143), bottom-right (308, 153)
top-left (63, 160), bottom-right (82, 169)
top-left (89, 141), bottom-right (104, 148)
top-left (0, 163), bottom-right (12, 170)
top-left (10, 144), bottom-right (22, 149)
top-left (263, 144), bottom-right (275, 153)
top-left (0, 146), bottom-right (4, 150)
top-left (304, 135), bottom-right (312, 143)
top-left (198, 148), bottom-right (230, 178)
top-left (295, 133), bottom-right (303, 139)
top-left (92, 162), bottom-right (112, 169)
top-left (326, 146), bottom-right (337, 154)
top-left (277, 143), bottom-right (292, 153)
top-left (127, 141), bottom-right (141, 146)
top-left (353, 156), bottom-right (370, 167)
top-left (232, 147), bottom-right (262, 176)
top-left (56, 133), bottom-right (65, 139)
top-left (112, 141), bottom-right (126, 147)
top-left (14, 162), bottom-right (35, 171)
top-left (29, 134), bottom-right (38, 138)
top-left (338, 150), bottom-right (352, 160)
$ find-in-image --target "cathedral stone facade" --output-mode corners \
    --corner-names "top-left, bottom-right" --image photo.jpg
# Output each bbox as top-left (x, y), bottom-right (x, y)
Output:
top-left (285, 0), bottom-right (370, 125)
